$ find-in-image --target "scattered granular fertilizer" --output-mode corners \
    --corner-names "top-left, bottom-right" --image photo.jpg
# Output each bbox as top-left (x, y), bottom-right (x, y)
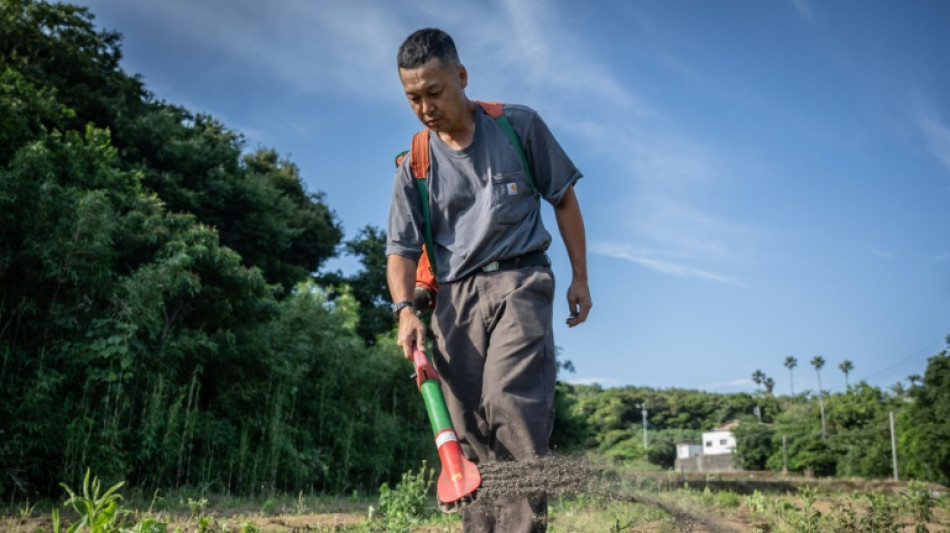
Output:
top-left (471, 455), bottom-right (737, 532)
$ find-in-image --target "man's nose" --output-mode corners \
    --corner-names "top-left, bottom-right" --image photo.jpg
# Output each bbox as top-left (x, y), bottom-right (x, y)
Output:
top-left (421, 98), bottom-right (436, 115)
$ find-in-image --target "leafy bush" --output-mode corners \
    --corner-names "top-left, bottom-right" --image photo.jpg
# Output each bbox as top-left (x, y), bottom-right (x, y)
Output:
top-left (376, 461), bottom-right (435, 527)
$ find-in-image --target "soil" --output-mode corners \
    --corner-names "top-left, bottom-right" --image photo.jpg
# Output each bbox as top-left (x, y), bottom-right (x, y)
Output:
top-left (3, 459), bottom-right (947, 532)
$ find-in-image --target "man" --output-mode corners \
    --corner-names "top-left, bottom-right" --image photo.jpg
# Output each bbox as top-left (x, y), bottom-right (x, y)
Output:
top-left (386, 28), bottom-right (591, 532)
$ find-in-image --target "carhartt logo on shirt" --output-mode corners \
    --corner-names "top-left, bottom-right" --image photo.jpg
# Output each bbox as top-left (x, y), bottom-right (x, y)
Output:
top-left (506, 183), bottom-right (518, 195)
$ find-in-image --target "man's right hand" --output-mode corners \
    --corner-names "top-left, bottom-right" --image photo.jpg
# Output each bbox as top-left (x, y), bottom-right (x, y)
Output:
top-left (397, 308), bottom-right (427, 360)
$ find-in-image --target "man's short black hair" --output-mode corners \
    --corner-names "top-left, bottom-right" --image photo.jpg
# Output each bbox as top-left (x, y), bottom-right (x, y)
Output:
top-left (397, 28), bottom-right (459, 69)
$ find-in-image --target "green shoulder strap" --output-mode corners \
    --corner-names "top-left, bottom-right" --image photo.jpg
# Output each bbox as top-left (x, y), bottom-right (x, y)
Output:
top-left (414, 177), bottom-right (436, 270)
top-left (492, 114), bottom-right (537, 195)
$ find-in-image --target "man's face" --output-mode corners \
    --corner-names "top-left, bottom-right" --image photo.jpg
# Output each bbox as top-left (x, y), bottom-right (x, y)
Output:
top-left (399, 58), bottom-right (468, 133)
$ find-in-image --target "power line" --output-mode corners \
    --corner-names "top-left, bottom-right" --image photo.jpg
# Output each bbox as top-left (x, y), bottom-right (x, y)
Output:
top-left (859, 338), bottom-right (945, 384)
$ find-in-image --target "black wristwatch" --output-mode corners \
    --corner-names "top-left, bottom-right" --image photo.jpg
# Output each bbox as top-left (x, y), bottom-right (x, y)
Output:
top-left (391, 300), bottom-right (416, 321)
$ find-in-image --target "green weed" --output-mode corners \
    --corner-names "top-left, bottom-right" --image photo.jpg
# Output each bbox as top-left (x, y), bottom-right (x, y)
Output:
top-left (902, 481), bottom-right (936, 533)
top-left (375, 460), bottom-right (435, 529)
top-left (55, 469), bottom-right (129, 533)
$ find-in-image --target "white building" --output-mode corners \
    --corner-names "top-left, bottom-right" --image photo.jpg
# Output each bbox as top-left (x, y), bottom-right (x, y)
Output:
top-left (702, 429), bottom-right (737, 456)
top-left (674, 421), bottom-right (741, 473)
top-left (676, 442), bottom-right (703, 460)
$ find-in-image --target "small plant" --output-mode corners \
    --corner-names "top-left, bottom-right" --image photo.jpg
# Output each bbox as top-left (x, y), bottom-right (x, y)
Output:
top-left (902, 481), bottom-right (935, 533)
top-left (789, 485), bottom-right (823, 533)
top-left (745, 490), bottom-right (770, 516)
top-left (609, 515), bottom-right (635, 532)
top-left (194, 515), bottom-right (218, 533)
top-left (828, 500), bottom-right (860, 533)
top-left (861, 491), bottom-right (900, 533)
top-left (20, 497), bottom-right (38, 518)
top-left (376, 460), bottom-right (435, 527)
top-left (715, 490), bottom-right (741, 509)
top-left (186, 497), bottom-right (209, 519)
top-left (132, 516), bottom-right (168, 533)
top-left (238, 521), bottom-right (260, 533)
top-left (55, 469), bottom-right (129, 533)
top-left (260, 498), bottom-right (277, 516)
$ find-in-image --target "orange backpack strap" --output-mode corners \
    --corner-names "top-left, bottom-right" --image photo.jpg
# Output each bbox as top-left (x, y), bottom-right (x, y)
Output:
top-left (410, 129), bottom-right (430, 179)
top-left (408, 128), bottom-right (437, 282)
top-left (477, 100), bottom-right (503, 118)
top-left (415, 245), bottom-right (437, 291)
top-left (395, 138), bottom-right (438, 292)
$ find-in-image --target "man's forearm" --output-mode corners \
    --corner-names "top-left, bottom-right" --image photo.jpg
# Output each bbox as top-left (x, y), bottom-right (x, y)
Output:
top-left (387, 254), bottom-right (417, 304)
top-left (554, 186), bottom-right (588, 281)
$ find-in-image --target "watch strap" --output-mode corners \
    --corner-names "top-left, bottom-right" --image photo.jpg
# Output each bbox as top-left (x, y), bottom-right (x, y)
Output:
top-left (391, 300), bottom-right (415, 321)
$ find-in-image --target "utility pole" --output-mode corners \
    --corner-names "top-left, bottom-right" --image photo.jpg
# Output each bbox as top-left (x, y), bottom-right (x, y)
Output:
top-left (889, 411), bottom-right (898, 481)
top-left (636, 403), bottom-right (648, 449)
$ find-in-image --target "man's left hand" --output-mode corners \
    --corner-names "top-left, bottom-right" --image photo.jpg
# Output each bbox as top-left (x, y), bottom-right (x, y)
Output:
top-left (565, 279), bottom-right (592, 327)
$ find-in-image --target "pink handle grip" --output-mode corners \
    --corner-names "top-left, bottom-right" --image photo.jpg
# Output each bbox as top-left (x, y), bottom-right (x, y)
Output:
top-left (413, 348), bottom-right (441, 388)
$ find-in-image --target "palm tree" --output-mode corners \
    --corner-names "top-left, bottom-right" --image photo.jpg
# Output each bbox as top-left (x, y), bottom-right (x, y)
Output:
top-left (811, 355), bottom-right (827, 444)
top-left (784, 356), bottom-right (798, 396)
top-left (890, 381), bottom-right (906, 400)
top-left (751, 369), bottom-right (765, 391)
top-left (908, 374), bottom-right (921, 388)
top-left (839, 360), bottom-right (854, 389)
top-left (764, 376), bottom-right (775, 394)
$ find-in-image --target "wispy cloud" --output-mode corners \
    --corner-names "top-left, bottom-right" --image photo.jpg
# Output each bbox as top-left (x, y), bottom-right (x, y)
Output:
top-left (591, 242), bottom-right (746, 287)
top-left (789, 0), bottom-right (818, 27)
top-left (107, 0), bottom-right (411, 102)
top-left (869, 248), bottom-right (895, 260)
top-left (916, 108), bottom-right (950, 177)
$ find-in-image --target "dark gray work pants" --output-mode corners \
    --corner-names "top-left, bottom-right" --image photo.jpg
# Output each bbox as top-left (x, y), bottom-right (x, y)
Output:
top-left (430, 265), bottom-right (557, 533)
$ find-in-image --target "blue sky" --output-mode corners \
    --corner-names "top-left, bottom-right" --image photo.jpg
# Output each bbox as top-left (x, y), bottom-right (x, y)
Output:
top-left (79, 0), bottom-right (949, 395)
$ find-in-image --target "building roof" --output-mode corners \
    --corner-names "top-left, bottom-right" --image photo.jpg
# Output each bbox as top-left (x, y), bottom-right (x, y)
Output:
top-left (712, 420), bottom-right (740, 431)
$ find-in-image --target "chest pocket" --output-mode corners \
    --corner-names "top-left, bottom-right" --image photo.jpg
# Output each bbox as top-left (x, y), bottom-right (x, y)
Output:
top-left (491, 170), bottom-right (536, 225)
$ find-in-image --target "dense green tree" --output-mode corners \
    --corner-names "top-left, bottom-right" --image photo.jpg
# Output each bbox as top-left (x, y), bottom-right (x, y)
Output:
top-left (824, 382), bottom-right (894, 479)
top-left (1, 0), bottom-right (343, 292)
top-left (317, 225), bottom-right (393, 345)
top-left (733, 419), bottom-right (775, 470)
top-left (645, 429), bottom-right (699, 469)
top-left (0, 0), bottom-right (424, 499)
top-left (901, 348), bottom-right (950, 486)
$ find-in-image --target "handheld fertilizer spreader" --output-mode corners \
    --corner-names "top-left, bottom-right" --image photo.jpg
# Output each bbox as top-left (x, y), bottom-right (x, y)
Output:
top-left (411, 348), bottom-right (481, 512)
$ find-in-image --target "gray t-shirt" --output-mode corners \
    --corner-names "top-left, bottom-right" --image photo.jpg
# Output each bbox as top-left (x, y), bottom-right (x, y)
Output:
top-left (387, 103), bottom-right (582, 283)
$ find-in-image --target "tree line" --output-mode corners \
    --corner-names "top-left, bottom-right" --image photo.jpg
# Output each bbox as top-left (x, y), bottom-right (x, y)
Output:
top-left (555, 347), bottom-right (950, 486)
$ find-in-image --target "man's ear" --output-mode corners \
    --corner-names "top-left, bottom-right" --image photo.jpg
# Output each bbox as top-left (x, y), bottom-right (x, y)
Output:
top-left (458, 64), bottom-right (468, 89)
